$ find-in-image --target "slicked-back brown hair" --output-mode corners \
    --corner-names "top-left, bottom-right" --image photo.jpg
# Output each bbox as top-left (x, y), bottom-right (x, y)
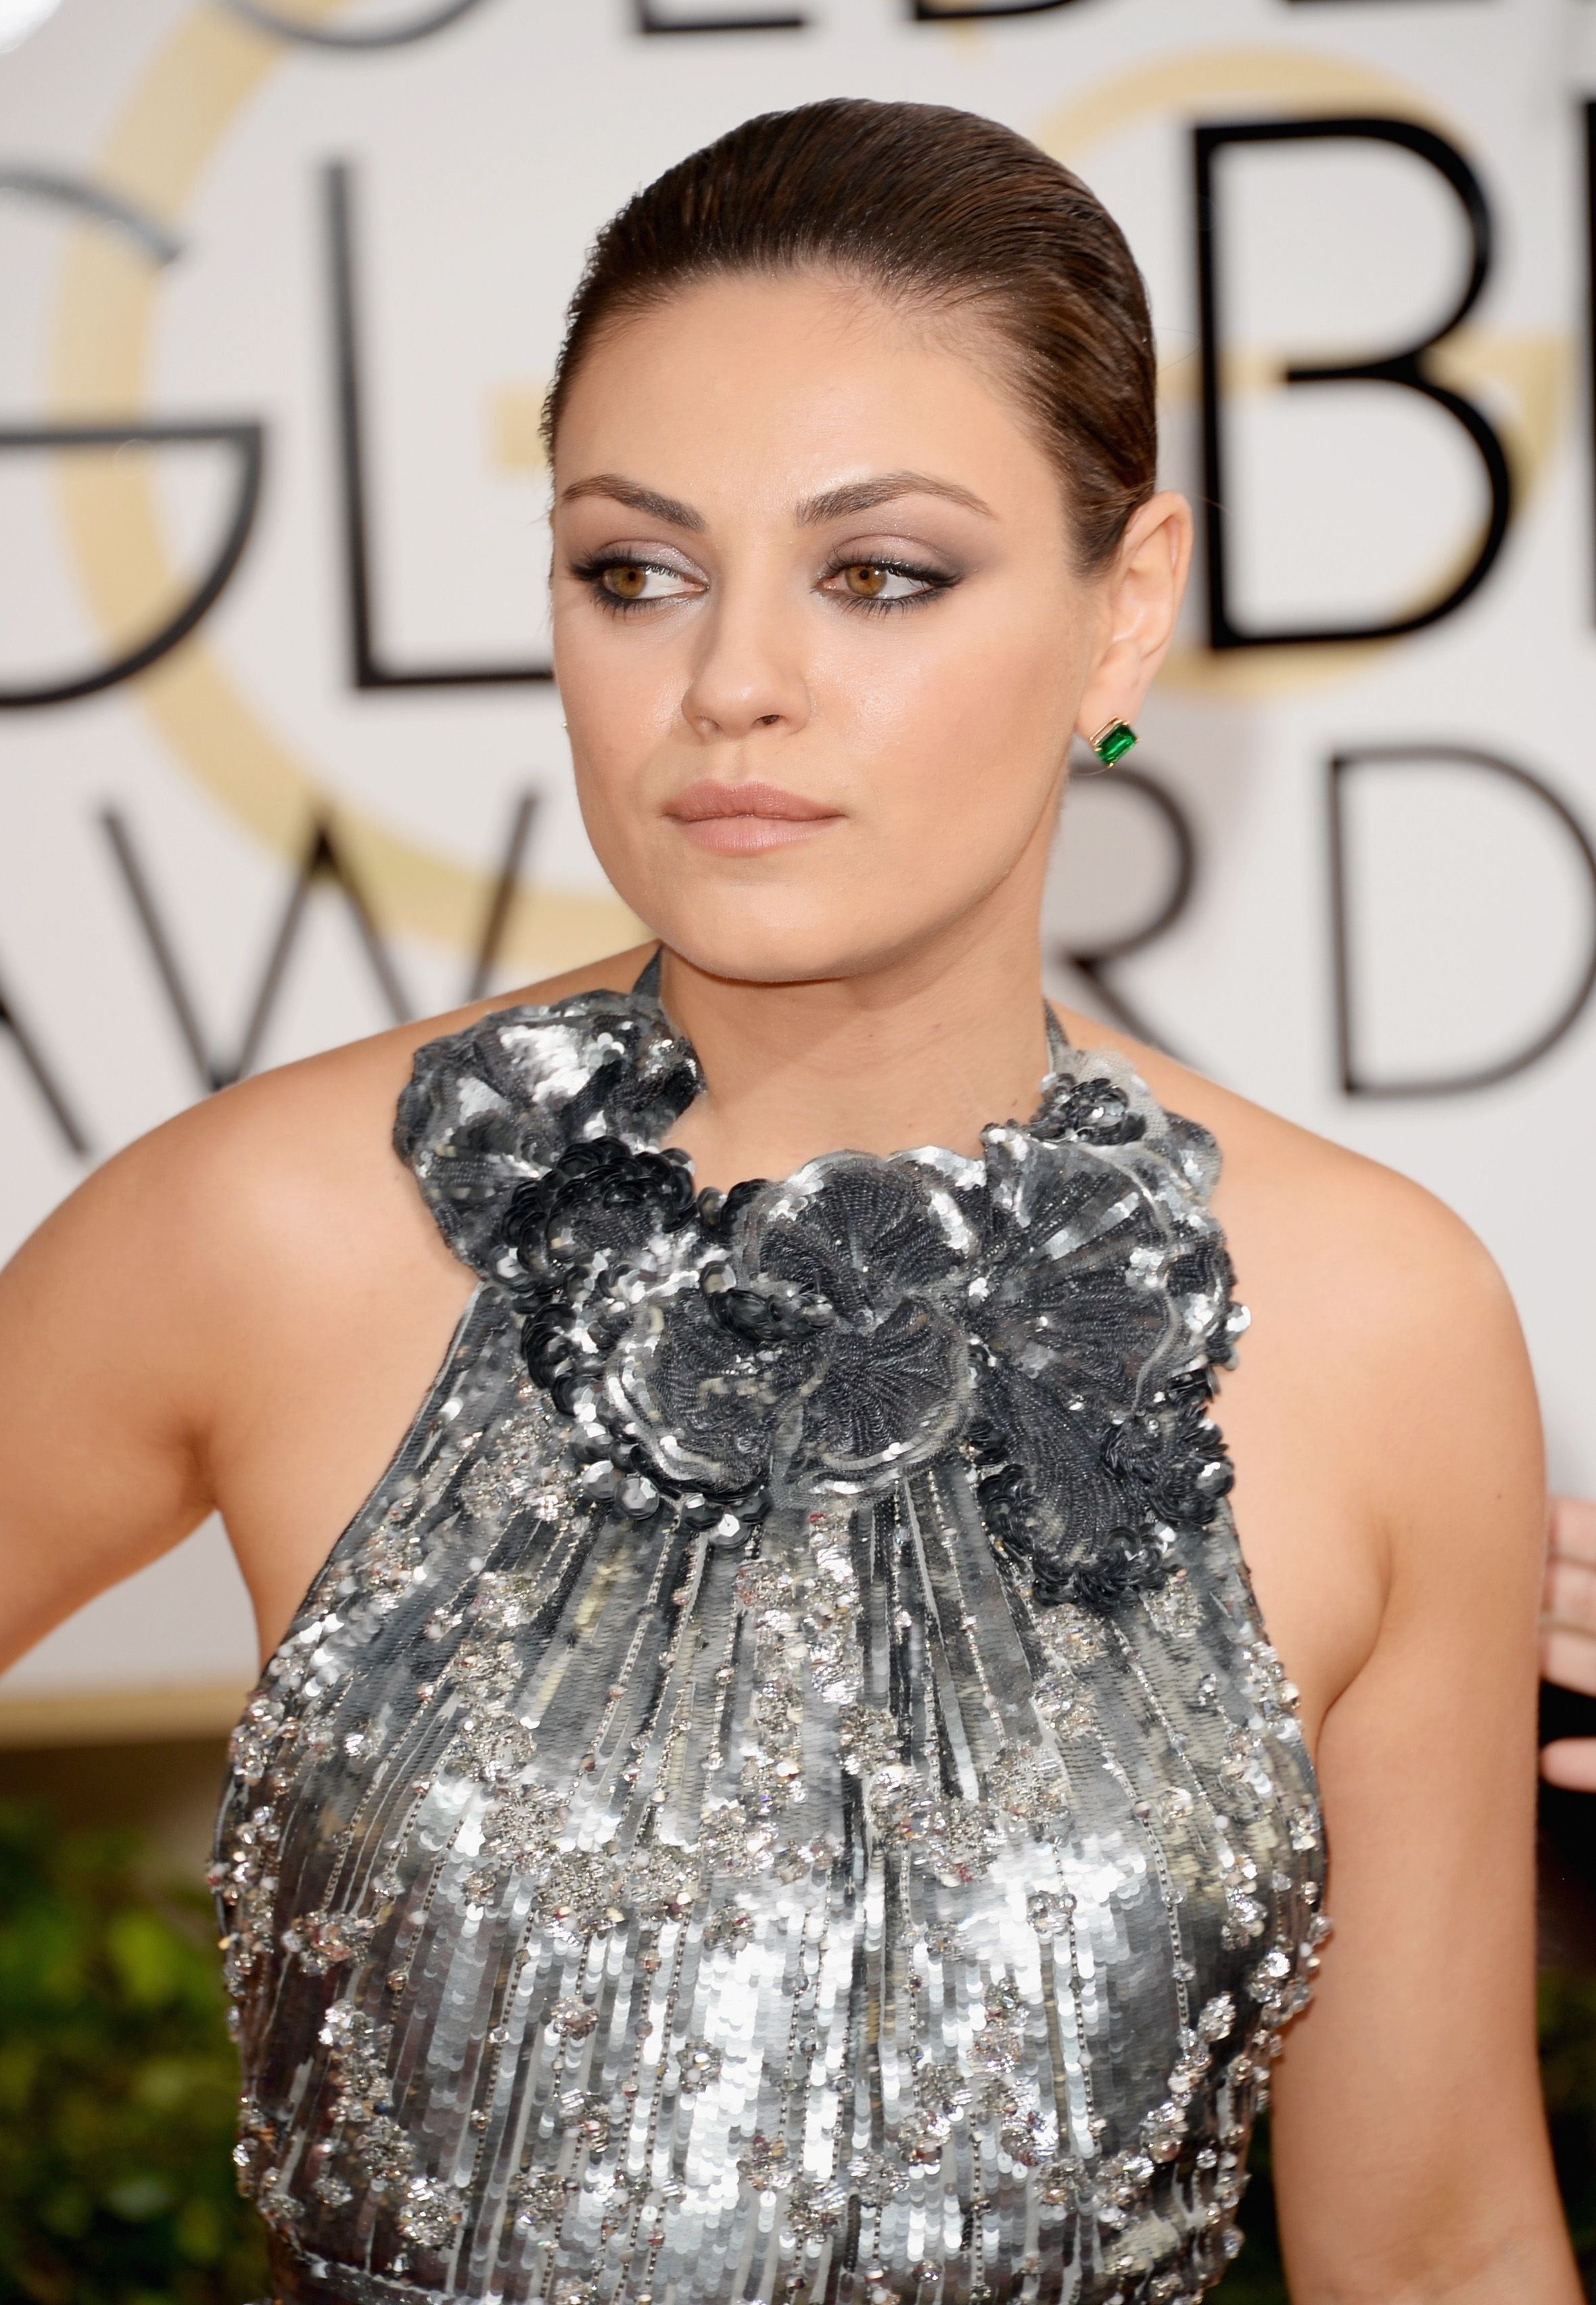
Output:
top-left (543, 97), bottom-right (1157, 573)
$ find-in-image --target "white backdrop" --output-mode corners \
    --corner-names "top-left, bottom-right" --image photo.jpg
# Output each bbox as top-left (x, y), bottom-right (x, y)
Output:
top-left (1, 0), bottom-right (1593, 1718)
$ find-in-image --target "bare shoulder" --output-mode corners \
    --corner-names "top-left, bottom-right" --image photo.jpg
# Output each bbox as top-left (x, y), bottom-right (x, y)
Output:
top-left (1056, 1004), bottom-right (1517, 1359)
top-left (103, 946), bottom-right (646, 1190)
top-left (147, 942), bottom-right (655, 1204)
top-left (1061, 1004), bottom-right (1536, 1586)
top-left (0, 948), bottom-right (660, 1654)
top-left (4, 946), bottom-right (656, 1362)
top-left (1056, 1010), bottom-right (1541, 1721)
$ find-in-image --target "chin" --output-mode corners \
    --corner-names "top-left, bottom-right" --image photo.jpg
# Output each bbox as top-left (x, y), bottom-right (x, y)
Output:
top-left (642, 902), bottom-right (907, 988)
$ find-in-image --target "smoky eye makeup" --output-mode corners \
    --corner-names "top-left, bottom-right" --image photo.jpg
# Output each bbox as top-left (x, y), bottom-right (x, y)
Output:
top-left (566, 547), bottom-right (704, 612)
top-left (563, 532), bottom-right (967, 618)
top-left (816, 541), bottom-right (964, 613)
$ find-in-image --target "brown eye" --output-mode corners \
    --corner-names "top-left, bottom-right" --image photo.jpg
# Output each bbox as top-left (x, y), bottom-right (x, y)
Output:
top-left (601, 563), bottom-right (649, 601)
top-left (841, 563), bottom-right (889, 598)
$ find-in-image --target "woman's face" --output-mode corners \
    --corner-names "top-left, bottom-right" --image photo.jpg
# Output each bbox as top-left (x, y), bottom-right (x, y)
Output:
top-left (550, 271), bottom-right (1176, 985)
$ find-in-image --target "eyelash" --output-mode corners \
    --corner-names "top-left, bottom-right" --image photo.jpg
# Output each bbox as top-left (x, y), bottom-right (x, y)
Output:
top-left (567, 553), bottom-right (686, 615)
top-left (821, 555), bottom-right (956, 617)
top-left (567, 552), bottom-right (956, 618)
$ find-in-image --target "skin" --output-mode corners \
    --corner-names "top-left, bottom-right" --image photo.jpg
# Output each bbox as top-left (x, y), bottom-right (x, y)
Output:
top-left (1540, 1495), bottom-right (1596, 1790)
top-left (0, 269), bottom-right (1576, 2302)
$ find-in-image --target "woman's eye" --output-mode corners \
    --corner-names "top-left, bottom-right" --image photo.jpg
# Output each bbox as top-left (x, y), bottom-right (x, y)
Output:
top-left (583, 559), bottom-right (695, 607)
top-left (824, 561), bottom-right (944, 608)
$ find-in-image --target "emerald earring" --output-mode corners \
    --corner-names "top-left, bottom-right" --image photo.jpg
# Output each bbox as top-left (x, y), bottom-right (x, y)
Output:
top-left (1090, 719), bottom-right (1137, 768)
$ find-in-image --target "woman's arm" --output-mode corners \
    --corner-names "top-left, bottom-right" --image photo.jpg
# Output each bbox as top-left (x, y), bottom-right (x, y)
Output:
top-left (0, 1119), bottom-right (219, 1673)
top-left (0, 1044), bottom-right (464, 1673)
top-left (0, 959), bottom-right (642, 1681)
top-left (1267, 1195), bottom-right (1577, 2302)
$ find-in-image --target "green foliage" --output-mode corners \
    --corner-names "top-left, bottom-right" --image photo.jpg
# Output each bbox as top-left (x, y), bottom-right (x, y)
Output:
top-left (1229, 2110), bottom-right (1288, 2305)
top-left (0, 1798), bottom-right (268, 2305)
top-left (1, 1789), bottom-right (1595, 2304)
top-left (1541, 1969), bottom-right (1596, 2291)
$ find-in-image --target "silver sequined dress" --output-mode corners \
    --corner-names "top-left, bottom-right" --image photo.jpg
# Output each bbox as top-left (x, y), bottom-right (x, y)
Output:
top-left (213, 977), bottom-right (1328, 2305)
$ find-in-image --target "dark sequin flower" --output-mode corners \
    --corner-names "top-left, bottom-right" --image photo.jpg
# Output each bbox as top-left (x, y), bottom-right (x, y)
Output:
top-left (402, 987), bottom-right (1244, 1610)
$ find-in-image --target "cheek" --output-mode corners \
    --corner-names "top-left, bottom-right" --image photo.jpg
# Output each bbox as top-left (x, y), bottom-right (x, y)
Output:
top-left (554, 607), bottom-right (680, 744)
top-left (553, 607), bottom-right (683, 854)
top-left (820, 595), bottom-right (1079, 841)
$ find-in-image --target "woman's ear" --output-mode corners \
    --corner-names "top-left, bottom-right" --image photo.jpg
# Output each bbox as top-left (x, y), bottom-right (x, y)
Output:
top-left (1074, 491), bottom-right (1194, 745)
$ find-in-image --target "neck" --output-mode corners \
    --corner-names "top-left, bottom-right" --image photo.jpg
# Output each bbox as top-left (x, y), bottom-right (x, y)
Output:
top-left (657, 900), bottom-right (1053, 1195)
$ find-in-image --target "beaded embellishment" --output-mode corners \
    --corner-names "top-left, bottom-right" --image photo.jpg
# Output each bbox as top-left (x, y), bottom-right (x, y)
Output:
top-left (213, 988), bottom-right (1327, 2305)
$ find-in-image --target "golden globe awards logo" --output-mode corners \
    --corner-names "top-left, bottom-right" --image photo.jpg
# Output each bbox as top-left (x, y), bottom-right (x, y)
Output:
top-left (0, 0), bottom-right (1590, 1171)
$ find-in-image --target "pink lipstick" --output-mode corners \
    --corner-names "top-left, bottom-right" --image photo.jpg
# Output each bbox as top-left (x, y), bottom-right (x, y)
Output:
top-left (665, 778), bottom-right (843, 856)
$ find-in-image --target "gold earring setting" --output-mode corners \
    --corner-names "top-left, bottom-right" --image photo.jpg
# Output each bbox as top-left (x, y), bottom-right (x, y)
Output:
top-left (1090, 719), bottom-right (1137, 768)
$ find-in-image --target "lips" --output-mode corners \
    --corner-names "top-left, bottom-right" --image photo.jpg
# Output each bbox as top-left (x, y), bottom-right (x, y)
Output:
top-left (665, 779), bottom-right (843, 856)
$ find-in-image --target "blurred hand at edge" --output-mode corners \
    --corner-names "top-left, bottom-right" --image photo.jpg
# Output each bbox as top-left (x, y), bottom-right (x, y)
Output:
top-left (1541, 1494), bottom-right (1596, 1789)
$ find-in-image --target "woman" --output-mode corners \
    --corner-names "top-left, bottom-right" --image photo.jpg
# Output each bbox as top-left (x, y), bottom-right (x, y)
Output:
top-left (0, 99), bottom-right (1574, 2304)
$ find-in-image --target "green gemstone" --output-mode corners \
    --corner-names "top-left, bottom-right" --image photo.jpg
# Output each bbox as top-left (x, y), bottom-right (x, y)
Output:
top-left (1093, 720), bottom-right (1137, 768)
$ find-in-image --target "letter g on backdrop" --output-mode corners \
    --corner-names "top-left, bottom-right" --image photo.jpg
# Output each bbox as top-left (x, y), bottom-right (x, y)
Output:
top-left (0, 2), bottom-right (1589, 1238)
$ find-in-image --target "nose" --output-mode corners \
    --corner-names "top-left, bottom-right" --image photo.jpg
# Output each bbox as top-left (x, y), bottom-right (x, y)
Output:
top-left (679, 578), bottom-right (811, 744)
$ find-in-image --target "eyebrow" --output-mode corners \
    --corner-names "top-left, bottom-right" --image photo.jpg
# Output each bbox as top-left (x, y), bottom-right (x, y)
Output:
top-left (795, 471), bottom-right (995, 526)
top-left (556, 467), bottom-right (995, 531)
top-left (558, 473), bottom-right (706, 530)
